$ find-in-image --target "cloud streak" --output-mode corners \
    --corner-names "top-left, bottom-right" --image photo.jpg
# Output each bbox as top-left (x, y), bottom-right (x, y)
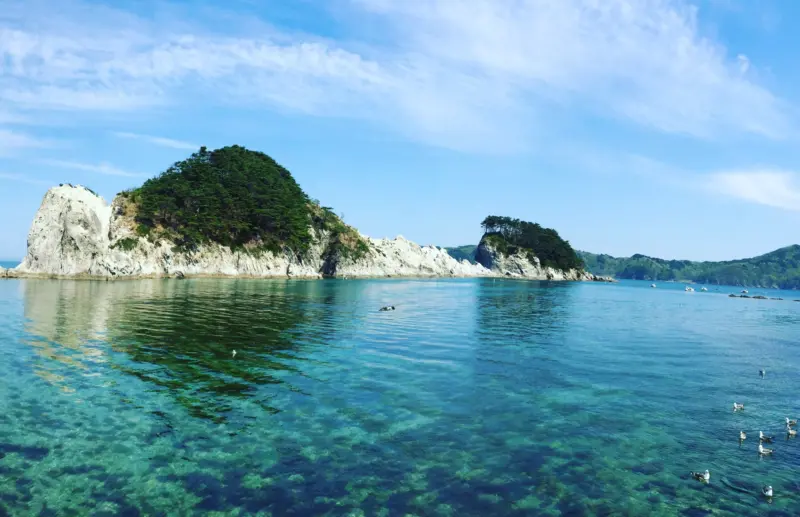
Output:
top-left (0, 129), bottom-right (52, 156)
top-left (709, 170), bottom-right (800, 211)
top-left (0, 172), bottom-right (52, 186)
top-left (0, 0), bottom-right (794, 153)
top-left (354, 0), bottom-right (792, 140)
top-left (39, 159), bottom-right (145, 178)
top-left (113, 132), bottom-right (198, 151)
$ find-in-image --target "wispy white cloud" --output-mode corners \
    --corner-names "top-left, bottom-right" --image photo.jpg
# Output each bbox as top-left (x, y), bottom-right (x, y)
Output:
top-left (737, 54), bottom-right (751, 75)
top-left (0, 0), bottom-right (794, 152)
top-left (709, 169), bottom-right (800, 211)
top-left (39, 159), bottom-right (144, 178)
top-left (0, 172), bottom-right (52, 186)
top-left (353, 0), bottom-right (793, 141)
top-left (560, 147), bottom-right (800, 212)
top-left (113, 132), bottom-right (198, 151)
top-left (0, 111), bottom-right (30, 125)
top-left (0, 129), bottom-right (52, 156)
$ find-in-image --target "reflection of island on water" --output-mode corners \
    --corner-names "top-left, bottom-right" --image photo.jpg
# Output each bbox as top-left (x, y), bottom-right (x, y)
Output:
top-left (22, 279), bottom-right (118, 391)
top-left (476, 279), bottom-right (576, 340)
top-left (22, 278), bottom-right (340, 422)
top-left (473, 279), bottom-right (578, 392)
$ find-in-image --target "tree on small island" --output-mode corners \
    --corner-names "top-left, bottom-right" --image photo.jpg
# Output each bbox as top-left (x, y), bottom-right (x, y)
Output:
top-left (480, 215), bottom-right (584, 271)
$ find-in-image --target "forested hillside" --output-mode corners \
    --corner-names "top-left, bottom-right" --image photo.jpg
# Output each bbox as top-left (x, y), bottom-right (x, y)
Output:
top-left (579, 246), bottom-right (800, 289)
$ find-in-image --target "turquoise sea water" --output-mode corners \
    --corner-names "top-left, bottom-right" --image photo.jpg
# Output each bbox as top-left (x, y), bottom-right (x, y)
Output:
top-left (1, 277), bottom-right (799, 516)
top-left (0, 261), bottom-right (18, 269)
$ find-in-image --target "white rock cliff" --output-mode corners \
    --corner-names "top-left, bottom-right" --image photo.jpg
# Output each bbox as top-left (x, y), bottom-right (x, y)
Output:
top-left (8, 185), bottom-right (604, 282)
top-left (474, 239), bottom-right (594, 281)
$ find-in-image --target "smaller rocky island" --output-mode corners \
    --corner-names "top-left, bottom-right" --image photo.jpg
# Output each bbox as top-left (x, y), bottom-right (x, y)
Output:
top-left (3, 145), bottom-right (610, 282)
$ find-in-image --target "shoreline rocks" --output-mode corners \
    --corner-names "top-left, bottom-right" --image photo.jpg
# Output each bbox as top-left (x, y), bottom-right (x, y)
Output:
top-left (5, 185), bottom-right (605, 283)
top-left (728, 294), bottom-right (785, 301)
top-left (474, 237), bottom-right (615, 283)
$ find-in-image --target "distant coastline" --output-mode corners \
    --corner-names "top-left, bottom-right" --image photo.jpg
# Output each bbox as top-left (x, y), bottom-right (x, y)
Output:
top-left (445, 244), bottom-right (800, 290)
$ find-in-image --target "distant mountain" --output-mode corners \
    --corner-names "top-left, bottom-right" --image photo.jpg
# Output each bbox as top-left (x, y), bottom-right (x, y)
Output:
top-left (444, 244), bottom-right (800, 289)
top-left (444, 245), bottom-right (478, 263)
top-left (578, 246), bottom-right (800, 289)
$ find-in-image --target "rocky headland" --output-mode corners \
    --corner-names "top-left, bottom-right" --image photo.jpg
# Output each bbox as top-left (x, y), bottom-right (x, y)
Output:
top-left (3, 146), bottom-right (610, 282)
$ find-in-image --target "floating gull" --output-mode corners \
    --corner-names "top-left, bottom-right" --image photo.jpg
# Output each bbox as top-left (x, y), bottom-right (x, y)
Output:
top-left (733, 402), bottom-right (745, 412)
top-left (739, 431), bottom-right (747, 441)
top-left (787, 426), bottom-right (797, 437)
top-left (379, 305), bottom-right (396, 312)
top-left (232, 350), bottom-right (237, 358)
top-left (758, 443), bottom-right (774, 455)
top-left (762, 485), bottom-right (773, 498)
top-left (786, 417), bottom-right (797, 427)
top-left (759, 369), bottom-right (765, 377)
top-left (691, 470), bottom-right (710, 482)
top-left (759, 431), bottom-right (774, 443)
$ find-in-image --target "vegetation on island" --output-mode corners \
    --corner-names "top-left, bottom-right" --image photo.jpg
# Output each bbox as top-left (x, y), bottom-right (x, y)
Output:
top-left (309, 201), bottom-right (370, 262)
top-left (120, 145), bottom-right (369, 260)
top-left (110, 237), bottom-right (138, 252)
top-left (478, 215), bottom-right (585, 271)
top-left (448, 242), bottom-right (800, 288)
top-left (579, 246), bottom-right (800, 289)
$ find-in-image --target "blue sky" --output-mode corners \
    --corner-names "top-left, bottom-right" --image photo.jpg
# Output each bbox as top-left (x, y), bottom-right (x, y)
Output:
top-left (2, 0), bottom-right (800, 261)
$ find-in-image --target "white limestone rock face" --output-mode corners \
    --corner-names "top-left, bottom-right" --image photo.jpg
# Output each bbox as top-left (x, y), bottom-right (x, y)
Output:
top-left (333, 236), bottom-right (492, 278)
top-left (0, 267), bottom-right (6, 278)
top-left (11, 185), bottom-right (494, 279)
top-left (17, 185), bottom-right (112, 276)
top-left (14, 185), bottom-right (303, 278)
top-left (10, 185), bottom-right (598, 281)
top-left (474, 238), bottom-right (595, 281)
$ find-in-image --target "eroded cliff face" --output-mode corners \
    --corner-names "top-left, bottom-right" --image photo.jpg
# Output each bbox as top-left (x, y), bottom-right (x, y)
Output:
top-left (9, 185), bottom-right (606, 281)
top-left (12, 185), bottom-right (494, 279)
top-left (19, 185), bottom-right (113, 276)
top-left (474, 237), bottom-right (595, 281)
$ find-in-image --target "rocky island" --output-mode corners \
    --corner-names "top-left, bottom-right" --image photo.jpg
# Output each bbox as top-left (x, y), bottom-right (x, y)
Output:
top-left (2, 145), bottom-right (608, 282)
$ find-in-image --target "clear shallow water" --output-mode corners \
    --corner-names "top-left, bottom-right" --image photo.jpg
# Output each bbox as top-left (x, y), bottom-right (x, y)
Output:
top-left (1, 278), bottom-right (799, 516)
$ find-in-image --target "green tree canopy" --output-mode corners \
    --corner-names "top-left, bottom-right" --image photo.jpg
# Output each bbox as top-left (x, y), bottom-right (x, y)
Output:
top-left (480, 215), bottom-right (584, 271)
top-left (130, 145), bottom-right (313, 253)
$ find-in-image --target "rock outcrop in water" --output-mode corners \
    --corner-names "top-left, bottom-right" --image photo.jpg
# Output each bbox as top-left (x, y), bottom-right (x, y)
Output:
top-left (11, 184), bottom-right (495, 279)
top-left (6, 146), bottom-right (605, 282)
top-left (5, 184), bottom-right (609, 281)
top-left (475, 237), bottom-right (594, 281)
